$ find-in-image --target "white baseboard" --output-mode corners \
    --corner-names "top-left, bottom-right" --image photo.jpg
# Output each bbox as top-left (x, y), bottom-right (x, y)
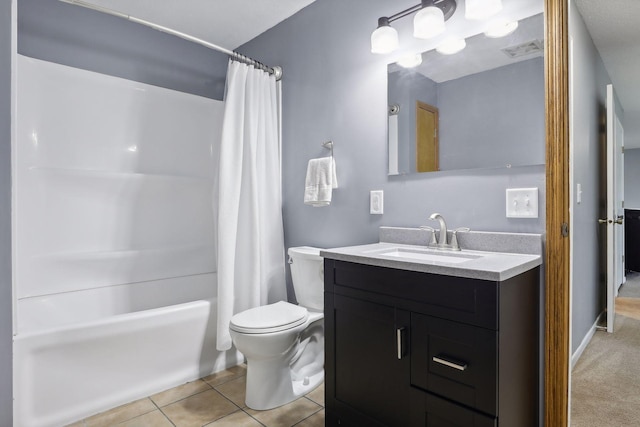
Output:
top-left (571, 311), bottom-right (605, 369)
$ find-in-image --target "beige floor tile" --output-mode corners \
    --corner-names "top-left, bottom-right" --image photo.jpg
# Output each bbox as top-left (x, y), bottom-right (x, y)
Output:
top-left (204, 410), bottom-right (263, 427)
top-left (118, 410), bottom-right (174, 427)
top-left (202, 364), bottom-right (247, 387)
top-left (151, 379), bottom-right (212, 407)
top-left (304, 382), bottom-right (324, 406)
top-left (65, 421), bottom-right (85, 427)
top-left (214, 376), bottom-right (246, 407)
top-left (246, 397), bottom-right (322, 427)
top-left (294, 409), bottom-right (325, 427)
top-left (161, 389), bottom-right (239, 427)
top-left (83, 398), bottom-right (157, 427)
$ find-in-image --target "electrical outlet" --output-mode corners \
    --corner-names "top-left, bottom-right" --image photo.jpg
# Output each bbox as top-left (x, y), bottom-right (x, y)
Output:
top-left (506, 188), bottom-right (538, 218)
top-left (370, 190), bottom-right (384, 214)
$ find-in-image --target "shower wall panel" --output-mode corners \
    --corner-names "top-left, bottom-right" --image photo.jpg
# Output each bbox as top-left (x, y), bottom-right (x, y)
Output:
top-left (16, 55), bottom-right (222, 300)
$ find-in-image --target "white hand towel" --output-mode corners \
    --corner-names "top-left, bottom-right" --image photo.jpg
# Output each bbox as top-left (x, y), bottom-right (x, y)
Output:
top-left (304, 157), bottom-right (338, 207)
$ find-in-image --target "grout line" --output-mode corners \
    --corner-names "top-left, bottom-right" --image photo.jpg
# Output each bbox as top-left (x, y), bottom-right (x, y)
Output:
top-left (201, 369), bottom-right (247, 388)
top-left (148, 397), bottom-right (178, 426)
top-left (211, 387), bottom-right (244, 411)
top-left (239, 408), bottom-right (268, 427)
top-left (157, 407), bottom-right (177, 427)
top-left (302, 395), bottom-right (324, 407)
top-left (149, 396), bottom-right (162, 410)
top-left (291, 406), bottom-right (324, 426)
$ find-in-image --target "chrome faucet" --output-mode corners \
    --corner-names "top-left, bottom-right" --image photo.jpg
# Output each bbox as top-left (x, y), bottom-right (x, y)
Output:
top-left (422, 213), bottom-right (469, 251)
top-left (429, 213), bottom-right (449, 248)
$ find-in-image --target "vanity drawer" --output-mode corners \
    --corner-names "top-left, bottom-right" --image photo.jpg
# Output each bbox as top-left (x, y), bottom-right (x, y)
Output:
top-left (410, 313), bottom-right (497, 416)
top-left (328, 260), bottom-right (498, 329)
top-left (410, 387), bottom-right (497, 427)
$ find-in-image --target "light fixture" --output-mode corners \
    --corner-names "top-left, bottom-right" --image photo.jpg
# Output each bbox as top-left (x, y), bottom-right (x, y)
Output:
top-left (371, 0), bottom-right (457, 54)
top-left (397, 53), bottom-right (423, 68)
top-left (371, 17), bottom-right (400, 54)
top-left (465, 0), bottom-right (502, 20)
top-left (484, 20), bottom-right (519, 38)
top-left (436, 38), bottom-right (466, 55)
top-left (413, 6), bottom-right (445, 39)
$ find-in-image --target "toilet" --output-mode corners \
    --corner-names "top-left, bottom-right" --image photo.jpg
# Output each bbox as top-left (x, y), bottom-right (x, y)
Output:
top-left (229, 246), bottom-right (325, 410)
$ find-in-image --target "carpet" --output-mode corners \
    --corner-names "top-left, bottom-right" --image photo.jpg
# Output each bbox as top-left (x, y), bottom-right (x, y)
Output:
top-left (618, 271), bottom-right (640, 298)
top-left (571, 314), bottom-right (640, 426)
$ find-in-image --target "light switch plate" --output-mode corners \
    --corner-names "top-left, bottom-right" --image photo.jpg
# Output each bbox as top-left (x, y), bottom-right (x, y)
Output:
top-left (506, 188), bottom-right (538, 218)
top-left (370, 190), bottom-right (384, 214)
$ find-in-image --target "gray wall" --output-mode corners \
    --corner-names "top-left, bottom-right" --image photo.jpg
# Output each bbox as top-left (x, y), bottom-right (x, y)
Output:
top-left (570, 0), bottom-right (612, 353)
top-left (239, 0), bottom-right (546, 277)
top-left (438, 57), bottom-right (545, 170)
top-left (19, 0), bottom-right (229, 100)
top-left (625, 148), bottom-right (640, 209)
top-left (0, 0), bottom-right (13, 424)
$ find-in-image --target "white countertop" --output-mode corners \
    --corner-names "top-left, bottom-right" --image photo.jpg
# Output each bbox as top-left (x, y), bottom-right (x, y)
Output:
top-left (321, 241), bottom-right (542, 282)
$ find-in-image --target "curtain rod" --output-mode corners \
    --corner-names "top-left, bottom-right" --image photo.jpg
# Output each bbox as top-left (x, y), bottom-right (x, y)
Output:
top-left (59, 0), bottom-right (283, 81)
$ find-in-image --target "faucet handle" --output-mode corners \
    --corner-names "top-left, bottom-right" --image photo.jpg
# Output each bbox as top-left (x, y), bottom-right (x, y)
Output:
top-left (419, 226), bottom-right (438, 246)
top-left (450, 228), bottom-right (470, 251)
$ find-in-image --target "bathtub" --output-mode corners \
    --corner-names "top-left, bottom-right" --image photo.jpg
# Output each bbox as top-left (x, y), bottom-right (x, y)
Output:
top-left (13, 274), bottom-right (244, 427)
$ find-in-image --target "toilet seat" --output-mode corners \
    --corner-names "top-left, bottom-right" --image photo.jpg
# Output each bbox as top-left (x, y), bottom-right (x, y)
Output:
top-left (230, 301), bottom-right (308, 334)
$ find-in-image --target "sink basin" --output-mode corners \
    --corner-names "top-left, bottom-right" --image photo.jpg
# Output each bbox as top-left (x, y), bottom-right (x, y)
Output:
top-left (377, 247), bottom-right (483, 264)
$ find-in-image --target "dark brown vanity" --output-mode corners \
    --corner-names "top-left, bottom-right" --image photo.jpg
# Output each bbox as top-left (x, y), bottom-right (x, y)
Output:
top-left (321, 232), bottom-right (541, 427)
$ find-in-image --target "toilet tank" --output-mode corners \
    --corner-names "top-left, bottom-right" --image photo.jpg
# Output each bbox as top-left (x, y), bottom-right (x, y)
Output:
top-left (288, 246), bottom-right (324, 312)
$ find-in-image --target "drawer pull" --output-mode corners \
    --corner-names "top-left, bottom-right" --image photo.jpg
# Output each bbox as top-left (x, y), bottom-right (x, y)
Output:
top-left (396, 327), bottom-right (406, 360)
top-left (432, 355), bottom-right (468, 371)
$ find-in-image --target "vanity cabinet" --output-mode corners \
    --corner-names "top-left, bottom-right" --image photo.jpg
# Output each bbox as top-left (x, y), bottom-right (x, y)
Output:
top-left (324, 259), bottom-right (539, 427)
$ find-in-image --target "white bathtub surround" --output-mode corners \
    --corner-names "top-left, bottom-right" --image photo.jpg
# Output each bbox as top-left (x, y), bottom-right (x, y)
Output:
top-left (14, 283), bottom-right (243, 427)
top-left (14, 56), bottom-right (241, 426)
top-left (15, 55), bottom-right (220, 298)
top-left (216, 60), bottom-right (286, 351)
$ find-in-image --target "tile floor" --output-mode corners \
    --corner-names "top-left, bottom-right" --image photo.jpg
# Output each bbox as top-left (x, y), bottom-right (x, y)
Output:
top-left (66, 365), bottom-right (325, 427)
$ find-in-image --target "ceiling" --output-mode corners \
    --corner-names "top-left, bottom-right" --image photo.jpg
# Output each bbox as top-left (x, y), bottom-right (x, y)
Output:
top-left (575, 0), bottom-right (640, 148)
top-left (78, 0), bottom-right (316, 51)
top-left (78, 0), bottom-right (639, 148)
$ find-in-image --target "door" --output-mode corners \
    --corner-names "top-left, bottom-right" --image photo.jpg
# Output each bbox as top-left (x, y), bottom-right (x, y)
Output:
top-left (614, 115), bottom-right (625, 295)
top-left (416, 101), bottom-right (439, 173)
top-left (602, 84), bottom-right (625, 333)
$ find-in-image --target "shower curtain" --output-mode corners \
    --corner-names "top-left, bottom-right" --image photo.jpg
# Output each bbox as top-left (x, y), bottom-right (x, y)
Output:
top-left (215, 60), bottom-right (286, 351)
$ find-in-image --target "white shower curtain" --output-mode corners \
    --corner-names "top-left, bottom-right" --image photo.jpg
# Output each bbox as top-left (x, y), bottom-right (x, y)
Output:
top-left (215, 60), bottom-right (286, 351)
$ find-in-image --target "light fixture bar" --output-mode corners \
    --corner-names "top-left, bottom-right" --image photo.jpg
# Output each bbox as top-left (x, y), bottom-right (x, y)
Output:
top-left (371, 0), bottom-right (457, 54)
top-left (386, 0), bottom-right (457, 25)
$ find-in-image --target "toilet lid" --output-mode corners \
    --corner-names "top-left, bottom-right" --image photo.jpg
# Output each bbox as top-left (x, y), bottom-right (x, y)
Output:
top-left (229, 301), bottom-right (308, 334)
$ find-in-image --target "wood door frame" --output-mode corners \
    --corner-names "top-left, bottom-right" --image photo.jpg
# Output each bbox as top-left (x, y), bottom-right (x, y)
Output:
top-left (545, 0), bottom-right (570, 426)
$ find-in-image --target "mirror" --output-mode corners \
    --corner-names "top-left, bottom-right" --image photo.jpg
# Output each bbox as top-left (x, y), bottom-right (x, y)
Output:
top-left (388, 13), bottom-right (545, 175)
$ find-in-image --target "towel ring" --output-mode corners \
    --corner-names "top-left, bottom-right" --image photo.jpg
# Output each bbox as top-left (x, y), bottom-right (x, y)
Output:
top-left (322, 141), bottom-right (333, 158)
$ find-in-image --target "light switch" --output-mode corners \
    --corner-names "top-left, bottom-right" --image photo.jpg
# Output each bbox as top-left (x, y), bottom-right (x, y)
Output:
top-left (577, 183), bottom-right (582, 204)
top-left (506, 188), bottom-right (538, 218)
top-left (370, 190), bottom-right (384, 215)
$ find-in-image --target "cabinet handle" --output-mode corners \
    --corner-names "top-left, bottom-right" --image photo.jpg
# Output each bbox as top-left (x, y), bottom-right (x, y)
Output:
top-left (396, 327), bottom-right (405, 360)
top-left (432, 355), bottom-right (468, 371)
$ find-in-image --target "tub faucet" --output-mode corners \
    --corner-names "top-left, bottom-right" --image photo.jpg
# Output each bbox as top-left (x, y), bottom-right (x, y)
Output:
top-left (429, 213), bottom-right (449, 248)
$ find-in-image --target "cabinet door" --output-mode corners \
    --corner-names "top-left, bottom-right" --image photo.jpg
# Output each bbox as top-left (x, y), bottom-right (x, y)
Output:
top-left (329, 294), bottom-right (411, 427)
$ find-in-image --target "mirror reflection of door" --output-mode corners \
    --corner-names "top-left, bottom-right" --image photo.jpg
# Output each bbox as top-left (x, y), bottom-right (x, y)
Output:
top-left (416, 101), bottom-right (439, 173)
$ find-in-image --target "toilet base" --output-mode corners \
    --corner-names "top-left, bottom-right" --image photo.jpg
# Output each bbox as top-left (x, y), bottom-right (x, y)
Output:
top-left (245, 358), bottom-right (324, 410)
